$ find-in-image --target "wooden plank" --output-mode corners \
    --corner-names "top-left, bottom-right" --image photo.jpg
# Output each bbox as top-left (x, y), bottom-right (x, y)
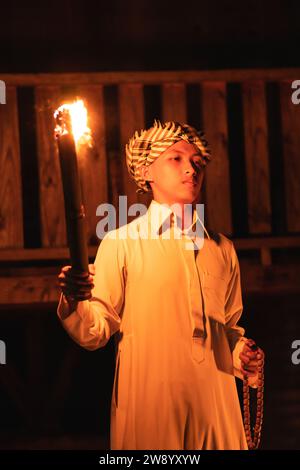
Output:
top-left (119, 83), bottom-right (148, 211)
top-left (0, 86), bottom-right (23, 248)
top-left (2, 261), bottom-right (300, 304)
top-left (242, 81), bottom-right (271, 233)
top-left (76, 86), bottom-right (108, 245)
top-left (0, 236), bottom-right (300, 261)
top-left (202, 82), bottom-right (232, 235)
top-left (0, 275), bottom-right (60, 303)
top-left (280, 81), bottom-right (300, 232)
top-left (35, 86), bottom-right (67, 247)
top-left (260, 247), bottom-right (272, 266)
top-left (2, 69), bottom-right (300, 86)
top-left (233, 236), bottom-right (300, 250)
top-left (162, 83), bottom-right (187, 122)
top-left (239, 261), bottom-right (300, 293)
top-left (0, 246), bottom-right (98, 261)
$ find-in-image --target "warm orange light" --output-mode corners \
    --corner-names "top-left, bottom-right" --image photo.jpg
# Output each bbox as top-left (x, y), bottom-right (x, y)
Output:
top-left (54, 99), bottom-right (91, 146)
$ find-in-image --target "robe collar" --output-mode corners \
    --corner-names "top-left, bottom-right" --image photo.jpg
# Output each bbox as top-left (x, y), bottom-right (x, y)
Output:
top-left (145, 199), bottom-right (210, 239)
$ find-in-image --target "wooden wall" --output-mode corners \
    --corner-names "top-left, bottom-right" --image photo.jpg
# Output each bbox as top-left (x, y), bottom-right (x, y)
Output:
top-left (0, 69), bottom-right (300, 303)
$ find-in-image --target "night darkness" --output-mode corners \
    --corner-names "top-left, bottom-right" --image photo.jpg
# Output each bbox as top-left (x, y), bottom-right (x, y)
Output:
top-left (0, 0), bottom-right (300, 460)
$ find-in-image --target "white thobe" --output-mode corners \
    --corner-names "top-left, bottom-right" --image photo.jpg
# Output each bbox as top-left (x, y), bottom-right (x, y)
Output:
top-left (57, 199), bottom-right (258, 450)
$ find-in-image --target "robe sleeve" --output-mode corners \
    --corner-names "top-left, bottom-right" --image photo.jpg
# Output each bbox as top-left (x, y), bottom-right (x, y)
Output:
top-left (224, 241), bottom-right (258, 389)
top-left (57, 231), bottom-right (126, 350)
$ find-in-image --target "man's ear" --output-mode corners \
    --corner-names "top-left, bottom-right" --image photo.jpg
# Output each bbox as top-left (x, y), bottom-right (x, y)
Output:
top-left (140, 165), bottom-right (153, 182)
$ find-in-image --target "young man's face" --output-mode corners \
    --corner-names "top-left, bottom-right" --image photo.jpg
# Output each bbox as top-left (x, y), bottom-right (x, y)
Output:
top-left (141, 140), bottom-right (205, 206)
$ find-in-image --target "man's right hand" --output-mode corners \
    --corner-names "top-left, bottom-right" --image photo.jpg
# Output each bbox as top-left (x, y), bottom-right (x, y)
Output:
top-left (58, 265), bottom-right (95, 313)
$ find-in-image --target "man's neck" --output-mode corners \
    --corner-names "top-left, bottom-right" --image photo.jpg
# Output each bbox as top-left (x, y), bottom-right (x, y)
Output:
top-left (153, 199), bottom-right (197, 230)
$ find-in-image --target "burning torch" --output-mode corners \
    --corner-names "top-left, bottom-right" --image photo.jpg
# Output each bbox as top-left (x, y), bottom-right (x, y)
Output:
top-left (54, 99), bottom-right (91, 275)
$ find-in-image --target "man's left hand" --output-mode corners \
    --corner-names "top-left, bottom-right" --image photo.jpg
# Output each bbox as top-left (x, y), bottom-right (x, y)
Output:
top-left (239, 339), bottom-right (265, 379)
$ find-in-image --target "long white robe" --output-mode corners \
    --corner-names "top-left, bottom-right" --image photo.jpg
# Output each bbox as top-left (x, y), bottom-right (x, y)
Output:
top-left (57, 199), bottom-right (258, 450)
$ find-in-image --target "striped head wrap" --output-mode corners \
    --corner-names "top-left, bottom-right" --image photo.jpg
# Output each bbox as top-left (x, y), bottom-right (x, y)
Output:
top-left (125, 120), bottom-right (211, 194)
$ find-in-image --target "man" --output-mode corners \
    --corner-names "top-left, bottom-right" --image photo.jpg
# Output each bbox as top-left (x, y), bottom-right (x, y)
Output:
top-left (57, 120), bottom-right (264, 450)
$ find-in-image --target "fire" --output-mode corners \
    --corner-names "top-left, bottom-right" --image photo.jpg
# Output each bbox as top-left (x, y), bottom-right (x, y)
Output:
top-left (54, 99), bottom-right (91, 146)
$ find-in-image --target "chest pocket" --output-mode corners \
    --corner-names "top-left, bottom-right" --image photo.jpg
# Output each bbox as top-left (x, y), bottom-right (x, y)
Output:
top-left (202, 271), bottom-right (228, 324)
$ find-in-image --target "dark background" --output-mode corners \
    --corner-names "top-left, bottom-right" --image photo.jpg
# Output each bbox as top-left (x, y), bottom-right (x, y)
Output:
top-left (0, 0), bottom-right (300, 451)
top-left (1, 0), bottom-right (300, 73)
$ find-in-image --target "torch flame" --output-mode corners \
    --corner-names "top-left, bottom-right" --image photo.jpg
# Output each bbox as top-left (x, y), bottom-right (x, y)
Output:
top-left (54, 99), bottom-right (91, 146)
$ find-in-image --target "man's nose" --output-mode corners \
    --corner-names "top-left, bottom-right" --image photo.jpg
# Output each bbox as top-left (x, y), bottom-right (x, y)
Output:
top-left (184, 162), bottom-right (197, 175)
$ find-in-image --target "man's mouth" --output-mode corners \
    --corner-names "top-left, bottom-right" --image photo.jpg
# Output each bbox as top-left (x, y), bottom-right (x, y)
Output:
top-left (183, 179), bottom-right (197, 186)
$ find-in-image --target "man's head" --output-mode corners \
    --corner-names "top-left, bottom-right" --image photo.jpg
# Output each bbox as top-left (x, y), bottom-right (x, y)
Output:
top-left (125, 120), bottom-right (211, 206)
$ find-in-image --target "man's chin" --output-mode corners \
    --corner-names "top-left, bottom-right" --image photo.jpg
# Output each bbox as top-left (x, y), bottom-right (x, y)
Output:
top-left (178, 188), bottom-right (201, 204)
top-left (173, 195), bottom-right (199, 205)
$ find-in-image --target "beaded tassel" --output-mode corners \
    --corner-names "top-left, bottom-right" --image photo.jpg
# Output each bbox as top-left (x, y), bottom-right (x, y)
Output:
top-left (243, 346), bottom-right (264, 450)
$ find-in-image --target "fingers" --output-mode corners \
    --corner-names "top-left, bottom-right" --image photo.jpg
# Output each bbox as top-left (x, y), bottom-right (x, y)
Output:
top-left (58, 278), bottom-right (93, 293)
top-left (58, 266), bottom-right (95, 283)
top-left (257, 347), bottom-right (265, 360)
top-left (241, 363), bottom-right (257, 378)
top-left (88, 264), bottom-right (96, 275)
top-left (59, 273), bottom-right (94, 287)
top-left (239, 354), bottom-right (258, 366)
top-left (241, 363), bottom-right (258, 374)
top-left (243, 343), bottom-right (258, 357)
top-left (57, 265), bottom-right (95, 300)
top-left (240, 342), bottom-right (265, 378)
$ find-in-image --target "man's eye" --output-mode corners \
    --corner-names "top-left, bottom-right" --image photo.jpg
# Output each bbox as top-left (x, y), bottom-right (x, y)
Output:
top-left (171, 157), bottom-right (180, 161)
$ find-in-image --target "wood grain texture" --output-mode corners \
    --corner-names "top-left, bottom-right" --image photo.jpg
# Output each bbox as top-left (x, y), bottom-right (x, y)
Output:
top-left (280, 80), bottom-right (300, 232)
top-left (242, 81), bottom-right (271, 233)
top-left (0, 274), bottom-right (60, 303)
top-left (202, 82), bottom-right (232, 235)
top-left (35, 86), bottom-right (67, 247)
top-left (119, 83), bottom-right (150, 212)
top-left (0, 246), bottom-right (98, 261)
top-left (1, 235), bottom-right (300, 260)
top-left (76, 85), bottom-right (108, 245)
top-left (162, 83), bottom-right (187, 122)
top-left (2, 259), bottom-right (300, 304)
top-left (2, 69), bottom-right (300, 86)
top-left (0, 86), bottom-right (23, 248)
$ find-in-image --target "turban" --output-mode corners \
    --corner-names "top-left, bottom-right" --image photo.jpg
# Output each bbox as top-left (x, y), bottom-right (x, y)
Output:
top-left (125, 120), bottom-right (211, 194)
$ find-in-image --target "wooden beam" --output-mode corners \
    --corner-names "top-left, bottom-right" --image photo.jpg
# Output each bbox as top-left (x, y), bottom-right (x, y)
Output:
top-left (239, 261), bottom-right (300, 293)
top-left (280, 80), bottom-right (300, 232)
top-left (162, 83), bottom-right (187, 122)
top-left (35, 86), bottom-right (67, 247)
top-left (1, 260), bottom-right (300, 304)
top-left (0, 236), bottom-right (300, 261)
top-left (233, 236), bottom-right (300, 250)
top-left (0, 86), bottom-right (23, 248)
top-left (202, 81), bottom-right (232, 235)
top-left (0, 246), bottom-right (98, 261)
top-left (0, 275), bottom-right (60, 304)
top-left (119, 83), bottom-right (147, 210)
top-left (242, 81), bottom-right (272, 233)
top-left (260, 246), bottom-right (272, 266)
top-left (2, 69), bottom-right (300, 86)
